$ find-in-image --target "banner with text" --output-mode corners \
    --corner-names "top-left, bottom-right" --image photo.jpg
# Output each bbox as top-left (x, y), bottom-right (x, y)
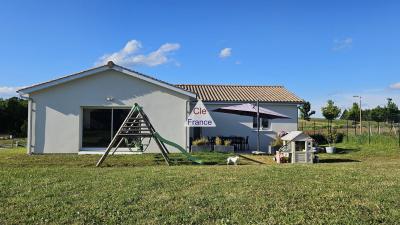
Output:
top-left (185, 100), bottom-right (216, 127)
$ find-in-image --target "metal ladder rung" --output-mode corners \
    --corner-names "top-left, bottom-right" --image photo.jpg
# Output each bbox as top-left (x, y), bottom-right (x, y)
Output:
top-left (121, 125), bottom-right (148, 128)
top-left (96, 104), bottom-right (170, 167)
top-left (118, 133), bottom-right (153, 137)
top-left (120, 130), bottom-right (151, 133)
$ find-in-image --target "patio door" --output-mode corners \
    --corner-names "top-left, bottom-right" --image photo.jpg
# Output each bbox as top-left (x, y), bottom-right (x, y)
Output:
top-left (82, 108), bottom-right (130, 148)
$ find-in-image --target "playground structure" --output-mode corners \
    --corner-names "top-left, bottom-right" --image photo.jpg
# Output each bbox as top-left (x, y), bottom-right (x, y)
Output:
top-left (276, 131), bottom-right (315, 164)
top-left (96, 103), bottom-right (202, 166)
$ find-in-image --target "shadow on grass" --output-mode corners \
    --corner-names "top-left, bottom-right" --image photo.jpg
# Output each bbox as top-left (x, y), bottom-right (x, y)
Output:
top-left (320, 147), bottom-right (360, 154)
top-left (238, 154), bottom-right (265, 164)
top-left (319, 158), bottom-right (361, 163)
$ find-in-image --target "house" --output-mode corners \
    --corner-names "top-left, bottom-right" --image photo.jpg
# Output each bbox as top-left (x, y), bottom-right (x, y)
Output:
top-left (18, 61), bottom-right (304, 154)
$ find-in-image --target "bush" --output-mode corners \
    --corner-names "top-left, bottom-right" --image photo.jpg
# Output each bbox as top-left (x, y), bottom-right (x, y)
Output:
top-left (223, 139), bottom-right (232, 146)
top-left (336, 132), bottom-right (344, 143)
top-left (215, 137), bottom-right (222, 145)
top-left (192, 137), bottom-right (209, 146)
top-left (310, 134), bottom-right (327, 145)
top-left (310, 132), bottom-right (344, 145)
top-left (272, 136), bottom-right (283, 149)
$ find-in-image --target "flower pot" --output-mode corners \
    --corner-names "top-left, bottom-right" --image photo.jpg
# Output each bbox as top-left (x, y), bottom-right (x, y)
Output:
top-left (191, 145), bottom-right (212, 152)
top-left (214, 145), bottom-right (234, 153)
top-left (325, 146), bottom-right (336, 154)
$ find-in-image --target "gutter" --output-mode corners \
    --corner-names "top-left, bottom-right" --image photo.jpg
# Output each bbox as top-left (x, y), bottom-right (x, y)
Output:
top-left (19, 94), bottom-right (33, 155)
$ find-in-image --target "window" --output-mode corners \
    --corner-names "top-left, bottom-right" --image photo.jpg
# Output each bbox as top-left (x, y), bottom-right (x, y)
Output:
top-left (252, 117), bottom-right (270, 129)
top-left (82, 108), bottom-right (130, 148)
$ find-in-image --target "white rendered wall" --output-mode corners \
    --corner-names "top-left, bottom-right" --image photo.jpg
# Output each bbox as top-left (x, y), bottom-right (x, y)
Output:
top-left (28, 70), bottom-right (191, 153)
top-left (200, 103), bottom-right (299, 151)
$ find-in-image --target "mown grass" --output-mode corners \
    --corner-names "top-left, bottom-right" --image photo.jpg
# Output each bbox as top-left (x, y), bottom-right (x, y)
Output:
top-left (1, 143), bottom-right (400, 224)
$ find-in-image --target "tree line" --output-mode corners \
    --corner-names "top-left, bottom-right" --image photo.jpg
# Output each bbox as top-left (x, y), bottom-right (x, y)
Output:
top-left (299, 98), bottom-right (400, 127)
top-left (0, 97), bottom-right (28, 137)
top-left (340, 98), bottom-right (399, 124)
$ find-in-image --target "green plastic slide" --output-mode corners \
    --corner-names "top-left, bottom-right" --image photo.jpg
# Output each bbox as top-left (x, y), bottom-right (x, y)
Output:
top-left (154, 132), bottom-right (203, 164)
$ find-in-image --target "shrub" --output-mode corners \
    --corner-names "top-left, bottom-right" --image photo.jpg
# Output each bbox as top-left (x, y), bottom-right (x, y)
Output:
top-left (272, 136), bottom-right (283, 149)
top-left (310, 132), bottom-right (344, 145)
top-left (192, 137), bottom-right (209, 146)
top-left (215, 137), bottom-right (223, 145)
top-left (223, 139), bottom-right (232, 146)
top-left (336, 132), bottom-right (344, 143)
top-left (310, 134), bottom-right (327, 145)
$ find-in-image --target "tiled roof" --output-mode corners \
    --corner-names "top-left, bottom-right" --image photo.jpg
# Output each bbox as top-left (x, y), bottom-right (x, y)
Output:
top-left (176, 84), bottom-right (304, 103)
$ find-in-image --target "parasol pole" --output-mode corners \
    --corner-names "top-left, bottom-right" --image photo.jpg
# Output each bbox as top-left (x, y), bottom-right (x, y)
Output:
top-left (257, 100), bottom-right (260, 151)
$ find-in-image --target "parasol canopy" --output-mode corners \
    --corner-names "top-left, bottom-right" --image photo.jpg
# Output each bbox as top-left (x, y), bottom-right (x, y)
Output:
top-left (213, 103), bottom-right (290, 119)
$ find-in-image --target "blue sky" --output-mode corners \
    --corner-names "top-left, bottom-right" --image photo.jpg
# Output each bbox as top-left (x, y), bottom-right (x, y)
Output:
top-left (1, 0), bottom-right (400, 116)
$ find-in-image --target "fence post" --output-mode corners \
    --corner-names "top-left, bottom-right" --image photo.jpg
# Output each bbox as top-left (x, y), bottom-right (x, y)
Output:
top-left (346, 120), bottom-right (349, 142)
top-left (354, 120), bottom-right (357, 135)
top-left (398, 123), bottom-right (400, 148)
top-left (313, 121), bottom-right (316, 136)
top-left (368, 121), bottom-right (371, 145)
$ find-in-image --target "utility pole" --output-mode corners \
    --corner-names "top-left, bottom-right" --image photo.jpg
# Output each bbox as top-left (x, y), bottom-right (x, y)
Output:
top-left (256, 100), bottom-right (260, 152)
top-left (354, 95), bottom-right (362, 134)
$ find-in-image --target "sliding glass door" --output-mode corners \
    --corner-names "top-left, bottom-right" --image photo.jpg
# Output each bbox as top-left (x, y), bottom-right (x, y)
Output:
top-left (82, 108), bottom-right (130, 148)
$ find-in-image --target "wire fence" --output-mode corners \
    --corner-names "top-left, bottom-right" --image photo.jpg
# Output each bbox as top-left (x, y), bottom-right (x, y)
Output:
top-left (0, 136), bottom-right (27, 149)
top-left (299, 119), bottom-right (400, 147)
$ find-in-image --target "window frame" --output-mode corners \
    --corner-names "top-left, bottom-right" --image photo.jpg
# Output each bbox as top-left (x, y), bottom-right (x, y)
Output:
top-left (252, 117), bottom-right (271, 130)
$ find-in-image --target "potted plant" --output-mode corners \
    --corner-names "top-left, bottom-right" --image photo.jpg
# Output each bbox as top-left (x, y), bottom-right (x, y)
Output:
top-left (214, 137), bottom-right (234, 153)
top-left (325, 129), bottom-right (338, 154)
top-left (191, 137), bottom-right (212, 152)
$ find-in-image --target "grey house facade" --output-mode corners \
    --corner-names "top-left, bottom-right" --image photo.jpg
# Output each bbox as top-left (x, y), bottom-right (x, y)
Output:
top-left (18, 62), bottom-right (303, 154)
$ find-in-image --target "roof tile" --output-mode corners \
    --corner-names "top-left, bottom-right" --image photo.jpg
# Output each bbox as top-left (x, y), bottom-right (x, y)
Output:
top-left (176, 84), bottom-right (304, 103)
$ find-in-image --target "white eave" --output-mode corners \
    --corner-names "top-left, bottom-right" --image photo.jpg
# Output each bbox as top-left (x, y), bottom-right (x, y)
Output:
top-left (17, 62), bottom-right (197, 99)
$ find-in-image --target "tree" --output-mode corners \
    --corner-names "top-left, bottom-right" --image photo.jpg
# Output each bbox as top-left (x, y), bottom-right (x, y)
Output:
top-left (371, 106), bottom-right (386, 134)
top-left (298, 101), bottom-right (315, 121)
top-left (347, 102), bottom-right (360, 123)
top-left (321, 100), bottom-right (341, 132)
top-left (0, 98), bottom-right (6, 133)
top-left (0, 97), bottom-right (28, 136)
top-left (362, 109), bottom-right (372, 121)
top-left (340, 109), bottom-right (349, 120)
top-left (385, 98), bottom-right (399, 123)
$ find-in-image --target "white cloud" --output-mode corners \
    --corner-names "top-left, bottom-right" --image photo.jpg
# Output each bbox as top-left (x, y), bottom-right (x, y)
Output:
top-left (332, 37), bottom-right (353, 51)
top-left (389, 82), bottom-right (400, 89)
top-left (0, 86), bottom-right (20, 98)
top-left (219, 48), bottom-right (232, 58)
top-left (96, 40), bottom-right (180, 67)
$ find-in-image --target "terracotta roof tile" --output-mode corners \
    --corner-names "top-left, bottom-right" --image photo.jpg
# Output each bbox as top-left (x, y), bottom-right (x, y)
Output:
top-left (176, 84), bottom-right (304, 103)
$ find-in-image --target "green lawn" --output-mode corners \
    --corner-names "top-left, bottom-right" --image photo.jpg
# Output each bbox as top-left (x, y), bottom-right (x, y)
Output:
top-left (1, 144), bottom-right (400, 224)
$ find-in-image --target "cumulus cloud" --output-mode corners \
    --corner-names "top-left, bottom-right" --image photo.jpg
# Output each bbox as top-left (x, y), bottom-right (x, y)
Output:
top-left (96, 40), bottom-right (180, 67)
top-left (389, 82), bottom-right (400, 89)
top-left (219, 48), bottom-right (232, 58)
top-left (0, 86), bottom-right (20, 98)
top-left (332, 38), bottom-right (353, 51)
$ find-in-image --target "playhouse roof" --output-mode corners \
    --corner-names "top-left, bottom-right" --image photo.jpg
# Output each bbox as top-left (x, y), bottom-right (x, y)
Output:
top-left (281, 131), bottom-right (312, 142)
